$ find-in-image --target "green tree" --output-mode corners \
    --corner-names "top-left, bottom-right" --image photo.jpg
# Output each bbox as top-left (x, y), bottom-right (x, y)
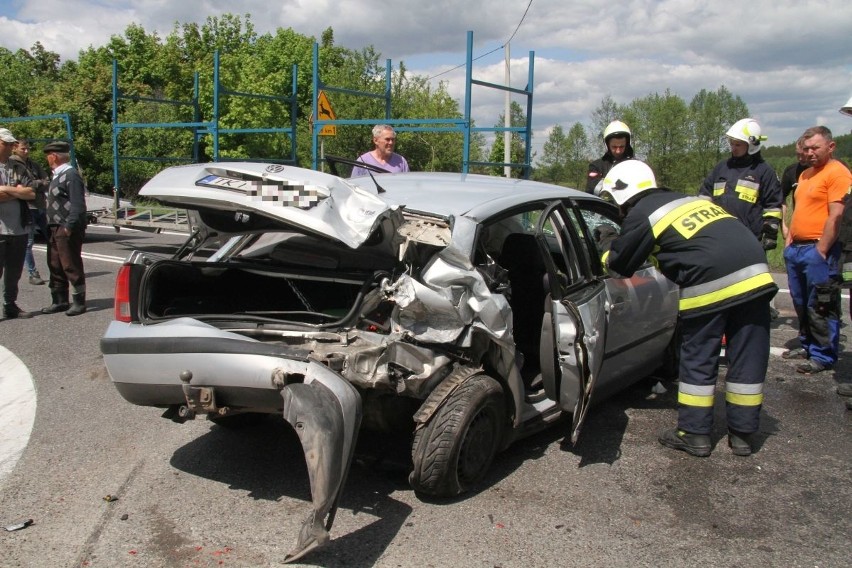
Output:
top-left (564, 122), bottom-right (591, 189)
top-left (625, 89), bottom-right (690, 189)
top-left (535, 124), bottom-right (568, 182)
top-left (535, 122), bottom-right (589, 187)
top-left (687, 86), bottom-right (749, 182)
top-left (590, 95), bottom-right (624, 143)
top-left (0, 14), bottom-right (509, 195)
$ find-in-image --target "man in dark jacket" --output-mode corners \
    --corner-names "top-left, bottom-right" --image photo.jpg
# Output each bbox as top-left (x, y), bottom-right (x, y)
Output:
top-left (585, 120), bottom-right (634, 193)
top-left (600, 160), bottom-right (777, 458)
top-left (41, 141), bottom-right (88, 316)
top-left (779, 139), bottom-right (808, 239)
top-left (9, 138), bottom-right (50, 285)
top-left (0, 128), bottom-right (36, 319)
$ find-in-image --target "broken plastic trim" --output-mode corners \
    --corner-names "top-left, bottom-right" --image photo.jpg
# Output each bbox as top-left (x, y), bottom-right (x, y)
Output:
top-left (281, 360), bottom-right (362, 563)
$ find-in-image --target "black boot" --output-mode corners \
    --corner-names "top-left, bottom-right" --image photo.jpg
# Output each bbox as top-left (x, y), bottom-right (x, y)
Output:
top-left (3, 303), bottom-right (34, 319)
top-left (42, 290), bottom-right (70, 314)
top-left (66, 293), bottom-right (87, 316)
top-left (658, 428), bottom-right (712, 457)
top-left (728, 430), bottom-right (753, 457)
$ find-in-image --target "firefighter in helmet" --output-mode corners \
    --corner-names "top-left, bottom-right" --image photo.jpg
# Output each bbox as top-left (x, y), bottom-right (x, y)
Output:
top-left (699, 118), bottom-right (783, 248)
top-left (585, 120), bottom-right (634, 193)
top-left (600, 160), bottom-right (777, 457)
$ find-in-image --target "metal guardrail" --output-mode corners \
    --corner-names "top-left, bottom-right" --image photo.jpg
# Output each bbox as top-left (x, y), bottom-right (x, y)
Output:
top-left (90, 205), bottom-right (191, 233)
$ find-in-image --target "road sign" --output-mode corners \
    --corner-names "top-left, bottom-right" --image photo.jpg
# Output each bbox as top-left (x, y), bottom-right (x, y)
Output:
top-left (317, 90), bottom-right (337, 136)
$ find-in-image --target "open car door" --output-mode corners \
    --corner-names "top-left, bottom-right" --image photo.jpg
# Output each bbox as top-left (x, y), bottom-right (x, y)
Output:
top-left (535, 201), bottom-right (608, 444)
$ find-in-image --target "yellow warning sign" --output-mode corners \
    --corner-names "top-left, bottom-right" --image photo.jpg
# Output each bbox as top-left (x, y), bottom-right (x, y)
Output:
top-left (317, 90), bottom-right (337, 136)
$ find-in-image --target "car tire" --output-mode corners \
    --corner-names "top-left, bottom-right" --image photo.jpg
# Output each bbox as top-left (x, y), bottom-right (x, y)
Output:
top-left (409, 374), bottom-right (505, 497)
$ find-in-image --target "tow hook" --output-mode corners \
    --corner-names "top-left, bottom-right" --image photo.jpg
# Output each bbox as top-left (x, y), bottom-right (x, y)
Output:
top-left (175, 370), bottom-right (222, 420)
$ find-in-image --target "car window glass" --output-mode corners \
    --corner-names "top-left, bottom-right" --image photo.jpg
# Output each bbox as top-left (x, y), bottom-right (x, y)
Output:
top-left (539, 206), bottom-right (585, 296)
top-left (477, 209), bottom-right (540, 262)
top-left (572, 203), bottom-right (622, 275)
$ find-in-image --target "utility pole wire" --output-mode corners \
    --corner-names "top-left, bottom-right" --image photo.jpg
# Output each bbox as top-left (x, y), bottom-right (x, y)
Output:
top-left (426, 0), bottom-right (534, 81)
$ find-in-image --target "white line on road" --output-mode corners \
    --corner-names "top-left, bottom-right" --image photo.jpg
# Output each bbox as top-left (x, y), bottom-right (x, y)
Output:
top-left (0, 347), bottom-right (37, 486)
top-left (32, 245), bottom-right (125, 265)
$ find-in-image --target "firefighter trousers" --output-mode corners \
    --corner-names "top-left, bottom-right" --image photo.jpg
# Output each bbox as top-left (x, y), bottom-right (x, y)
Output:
top-left (677, 295), bottom-right (771, 435)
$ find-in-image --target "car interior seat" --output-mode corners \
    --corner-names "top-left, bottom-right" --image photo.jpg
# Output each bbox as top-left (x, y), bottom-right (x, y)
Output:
top-left (500, 233), bottom-right (548, 382)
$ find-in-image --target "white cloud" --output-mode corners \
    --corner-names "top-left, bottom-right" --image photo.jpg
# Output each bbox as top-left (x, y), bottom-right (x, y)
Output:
top-left (2, 0), bottom-right (851, 147)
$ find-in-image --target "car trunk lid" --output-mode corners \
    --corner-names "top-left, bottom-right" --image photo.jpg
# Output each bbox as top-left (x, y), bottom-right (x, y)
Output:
top-left (139, 162), bottom-right (399, 249)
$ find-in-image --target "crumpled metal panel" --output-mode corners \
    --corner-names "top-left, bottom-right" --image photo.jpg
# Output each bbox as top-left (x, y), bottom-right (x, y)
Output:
top-left (386, 245), bottom-right (513, 348)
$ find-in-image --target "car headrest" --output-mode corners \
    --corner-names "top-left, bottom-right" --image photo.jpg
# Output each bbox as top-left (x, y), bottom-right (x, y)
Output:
top-left (500, 233), bottom-right (544, 272)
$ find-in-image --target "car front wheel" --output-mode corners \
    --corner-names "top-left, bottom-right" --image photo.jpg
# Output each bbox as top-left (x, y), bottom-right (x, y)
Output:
top-left (409, 374), bottom-right (505, 497)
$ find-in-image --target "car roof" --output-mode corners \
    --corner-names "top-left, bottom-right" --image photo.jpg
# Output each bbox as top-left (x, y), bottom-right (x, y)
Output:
top-left (348, 172), bottom-right (595, 221)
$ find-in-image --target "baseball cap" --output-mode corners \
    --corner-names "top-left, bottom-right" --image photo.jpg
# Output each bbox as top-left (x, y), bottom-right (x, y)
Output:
top-left (0, 128), bottom-right (17, 143)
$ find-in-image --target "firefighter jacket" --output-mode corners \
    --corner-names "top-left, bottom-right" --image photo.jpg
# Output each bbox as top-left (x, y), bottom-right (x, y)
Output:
top-left (585, 145), bottom-right (635, 193)
top-left (698, 152), bottom-right (782, 238)
top-left (605, 189), bottom-right (778, 318)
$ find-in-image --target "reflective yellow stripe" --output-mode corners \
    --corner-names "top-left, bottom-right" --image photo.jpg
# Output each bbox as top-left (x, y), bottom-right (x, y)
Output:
top-left (726, 392), bottom-right (764, 406)
top-left (680, 272), bottom-right (774, 311)
top-left (601, 250), bottom-right (610, 265)
top-left (736, 187), bottom-right (758, 203)
top-left (713, 188), bottom-right (725, 196)
top-left (651, 200), bottom-right (734, 239)
top-left (763, 209), bottom-right (782, 219)
top-left (679, 392), bottom-right (715, 407)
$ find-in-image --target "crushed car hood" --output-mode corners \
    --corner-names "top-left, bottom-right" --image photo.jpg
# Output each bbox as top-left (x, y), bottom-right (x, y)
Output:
top-left (139, 162), bottom-right (399, 249)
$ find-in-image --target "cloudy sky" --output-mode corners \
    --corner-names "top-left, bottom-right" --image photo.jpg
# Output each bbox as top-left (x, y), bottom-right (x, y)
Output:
top-left (2, 0), bottom-right (851, 156)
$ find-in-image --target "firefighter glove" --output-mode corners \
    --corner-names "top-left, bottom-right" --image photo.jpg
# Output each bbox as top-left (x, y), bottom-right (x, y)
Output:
top-left (760, 219), bottom-right (780, 250)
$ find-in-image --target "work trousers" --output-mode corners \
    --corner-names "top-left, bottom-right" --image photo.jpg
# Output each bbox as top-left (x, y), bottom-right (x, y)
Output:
top-left (0, 233), bottom-right (27, 305)
top-left (677, 295), bottom-right (771, 435)
top-left (47, 225), bottom-right (86, 295)
top-left (783, 242), bottom-right (841, 367)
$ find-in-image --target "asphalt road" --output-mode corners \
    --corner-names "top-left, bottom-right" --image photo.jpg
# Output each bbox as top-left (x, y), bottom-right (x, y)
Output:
top-left (1, 226), bottom-right (849, 567)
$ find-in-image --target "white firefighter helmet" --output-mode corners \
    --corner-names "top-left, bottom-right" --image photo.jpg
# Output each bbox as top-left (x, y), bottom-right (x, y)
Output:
top-left (840, 94), bottom-right (852, 117)
top-left (603, 120), bottom-right (631, 143)
top-left (726, 118), bottom-right (766, 155)
top-left (599, 160), bottom-right (657, 206)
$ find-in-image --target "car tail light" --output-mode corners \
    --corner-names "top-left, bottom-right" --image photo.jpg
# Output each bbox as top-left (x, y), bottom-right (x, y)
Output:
top-left (114, 264), bottom-right (132, 322)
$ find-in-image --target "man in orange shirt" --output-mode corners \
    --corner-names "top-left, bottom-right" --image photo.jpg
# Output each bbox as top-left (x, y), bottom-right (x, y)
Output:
top-left (783, 126), bottom-right (852, 374)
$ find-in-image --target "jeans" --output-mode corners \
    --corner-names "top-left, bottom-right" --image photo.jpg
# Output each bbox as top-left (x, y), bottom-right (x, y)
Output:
top-left (24, 209), bottom-right (49, 276)
top-left (784, 242), bottom-right (841, 367)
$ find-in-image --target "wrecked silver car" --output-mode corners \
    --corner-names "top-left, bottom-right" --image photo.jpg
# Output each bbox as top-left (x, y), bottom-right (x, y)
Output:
top-left (100, 162), bottom-right (678, 562)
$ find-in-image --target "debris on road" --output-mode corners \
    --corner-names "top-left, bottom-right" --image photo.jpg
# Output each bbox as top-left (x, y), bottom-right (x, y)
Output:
top-left (4, 518), bottom-right (33, 531)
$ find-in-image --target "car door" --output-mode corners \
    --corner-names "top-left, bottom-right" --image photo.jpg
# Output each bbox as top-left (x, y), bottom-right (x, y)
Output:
top-left (534, 201), bottom-right (608, 444)
top-left (570, 200), bottom-right (679, 390)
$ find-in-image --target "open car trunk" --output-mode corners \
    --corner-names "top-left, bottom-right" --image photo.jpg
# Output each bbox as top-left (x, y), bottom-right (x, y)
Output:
top-left (140, 259), bottom-right (386, 328)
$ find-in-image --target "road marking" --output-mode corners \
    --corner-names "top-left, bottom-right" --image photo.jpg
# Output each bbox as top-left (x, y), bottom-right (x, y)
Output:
top-left (0, 347), bottom-right (37, 486)
top-left (32, 245), bottom-right (125, 265)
